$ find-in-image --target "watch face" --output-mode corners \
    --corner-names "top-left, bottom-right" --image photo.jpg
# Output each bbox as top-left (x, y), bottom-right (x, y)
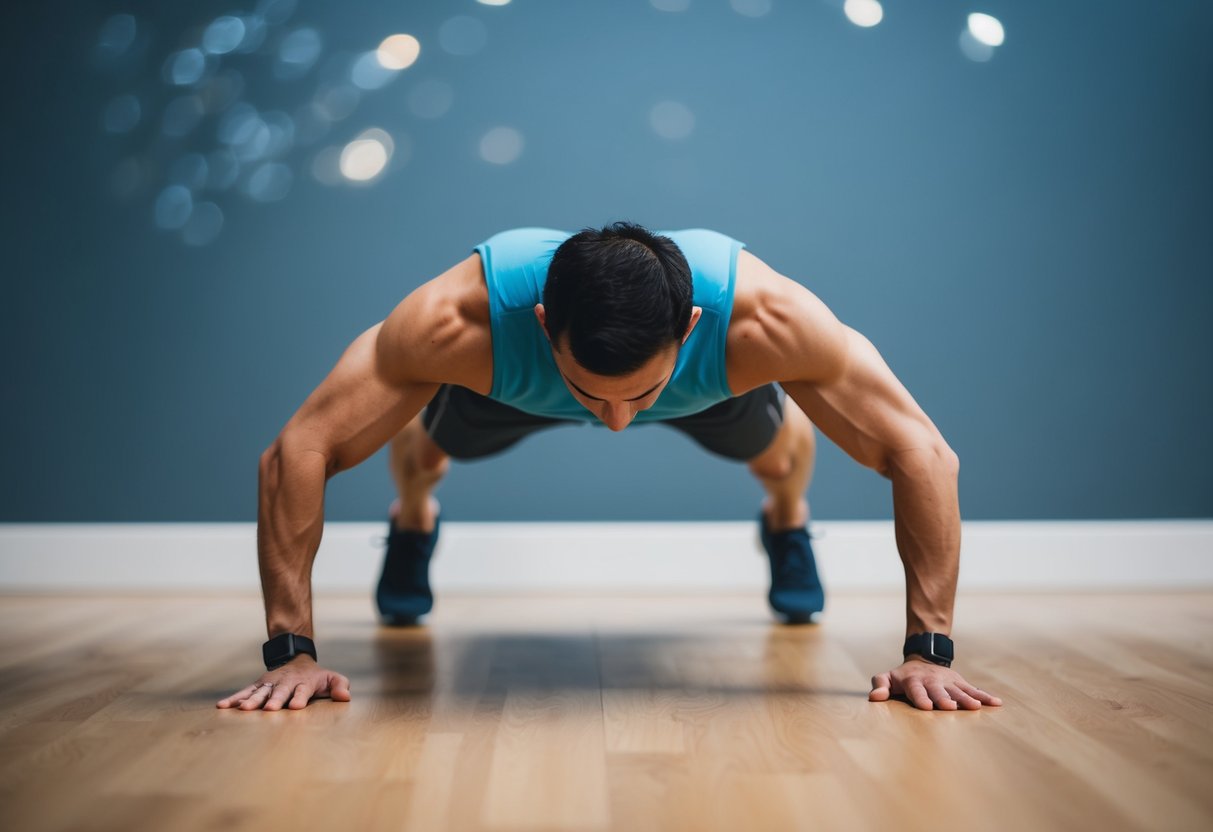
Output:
top-left (905, 633), bottom-right (953, 664)
top-left (263, 634), bottom-right (295, 667)
top-left (263, 633), bottom-right (315, 669)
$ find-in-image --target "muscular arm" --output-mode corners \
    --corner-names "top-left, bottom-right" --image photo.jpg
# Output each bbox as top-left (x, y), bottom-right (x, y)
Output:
top-left (258, 257), bottom-right (487, 641)
top-left (730, 254), bottom-right (1004, 711)
top-left (216, 257), bottom-right (491, 711)
top-left (781, 328), bottom-right (960, 639)
top-left (257, 323), bottom-right (439, 640)
top-left (732, 259), bottom-right (961, 640)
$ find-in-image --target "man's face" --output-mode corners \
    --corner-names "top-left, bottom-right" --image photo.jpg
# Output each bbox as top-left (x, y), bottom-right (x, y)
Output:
top-left (534, 302), bottom-right (700, 431)
top-left (549, 338), bottom-right (678, 432)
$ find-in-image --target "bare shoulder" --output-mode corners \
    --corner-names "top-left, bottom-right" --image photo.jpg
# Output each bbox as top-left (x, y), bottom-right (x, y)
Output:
top-left (725, 248), bottom-right (849, 393)
top-left (376, 252), bottom-right (493, 394)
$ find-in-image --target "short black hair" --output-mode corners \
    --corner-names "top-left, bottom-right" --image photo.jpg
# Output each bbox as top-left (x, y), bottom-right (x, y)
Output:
top-left (542, 221), bottom-right (693, 376)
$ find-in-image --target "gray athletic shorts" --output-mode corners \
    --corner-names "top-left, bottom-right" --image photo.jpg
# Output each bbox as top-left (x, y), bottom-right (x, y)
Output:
top-left (422, 383), bottom-right (786, 462)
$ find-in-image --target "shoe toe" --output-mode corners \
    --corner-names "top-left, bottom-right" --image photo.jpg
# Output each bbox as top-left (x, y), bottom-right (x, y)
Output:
top-left (768, 588), bottom-right (825, 619)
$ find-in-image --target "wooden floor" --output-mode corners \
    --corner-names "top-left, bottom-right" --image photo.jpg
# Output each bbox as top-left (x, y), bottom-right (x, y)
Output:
top-left (0, 591), bottom-right (1209, 832)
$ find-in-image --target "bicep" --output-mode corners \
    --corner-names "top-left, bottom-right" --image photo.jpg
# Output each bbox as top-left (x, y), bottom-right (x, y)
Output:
top-left (781, 326), bottom-right (952, 477)
top-left (279, 322), bottom-right (440, 475)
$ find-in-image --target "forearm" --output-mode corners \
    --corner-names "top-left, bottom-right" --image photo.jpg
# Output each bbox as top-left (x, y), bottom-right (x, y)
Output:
top-left (887, 446), bottom-right (961, 639)
top-left (256, 440), bottom-right (329, 640)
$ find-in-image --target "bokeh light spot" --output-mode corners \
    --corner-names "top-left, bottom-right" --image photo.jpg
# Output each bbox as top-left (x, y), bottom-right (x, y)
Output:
top-left (206, 150), bottom-right (241, 190)
top-left (959, 30), bottom-right (995, 62)
top-left (246, 162), bottom-right (294, 202)
top-left (217, 103), bottom-right (274, 161)
top-left (843, 0), bottom-right (883, 28)
top-left (103, 94), bottom-right (141, 134)
top-left (351, 51), bottom-right (399, 90)
top-left (262, 111), bottom-right (297, 157)
top-left (968, 13), bottom-right (1005, 47)
top-left (439, 16), bottom-right (488, 56)
top-left (256, 0), bottom-right (298, 25)
top-left (97, 14), bottom-right (137, 58)
top-left (236, 15), bottom-right (268, 53)
top-left (154, 185), bottom-right (194, 230)
top-left (182, 202), bottom-right (225, 246)
top-left (167, 49), bottom-right (208, 86)
top-left (377, 34), bottom-right (421, 70)
top-left (730, 0), bottom-right (772, 18)
top-left (340, 132), bottom-right (392, 181)
top-left (649, 100), bottom-right (695, 140)
top-left (478, 126), bottom-right (524, 165)
top-left (203, 16), bottom-right (246, 55)
top-left (218, 102), bottom-right (258, 144)
top-left (276, 28), bottom-right (322, 79)
top-left (477, 0), bottom-right (512, 6)
top-left (311, 146), bottom-right (343, 185)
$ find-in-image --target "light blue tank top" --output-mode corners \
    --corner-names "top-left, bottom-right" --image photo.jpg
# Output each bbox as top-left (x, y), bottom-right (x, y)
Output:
top-left (472, 227), bottom-right (747, 423)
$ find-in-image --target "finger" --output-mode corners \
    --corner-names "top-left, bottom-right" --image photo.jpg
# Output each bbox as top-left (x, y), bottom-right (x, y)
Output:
top-left (869, 673), bottom-right (892, 701)
top-left (958, 682), bottom-right (1003, 706)
top-left (925, 681), bottom-right (958, 710)
top-left (906, 680), bottom-right (934, 711)
top-left (945, 683), bottom-right (983, 710)
top-left (263, 682), bottom-right (296, 711)
top-left (239, 683), bottom-right (274, 710)
top-left (288, 684), bottom-right (313, 710)
top-left (329, 673), bottom-right (352, 702)
top-left (217, 684), bottom-right (260, 708)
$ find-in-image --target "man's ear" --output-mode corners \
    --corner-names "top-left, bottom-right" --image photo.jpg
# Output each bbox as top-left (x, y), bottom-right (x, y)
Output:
top-left (681, 306), bottom-right (703, 345)
top-left (534, 303), bottom-right (550, 342)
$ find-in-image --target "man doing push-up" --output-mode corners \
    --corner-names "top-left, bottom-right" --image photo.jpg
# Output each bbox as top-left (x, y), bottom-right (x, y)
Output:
top-left (217, 221), bottom-right (1003, 714)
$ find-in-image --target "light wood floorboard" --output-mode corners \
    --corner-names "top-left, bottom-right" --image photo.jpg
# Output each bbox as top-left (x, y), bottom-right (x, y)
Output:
top-left (0, 591), bottom-right (1209, 832)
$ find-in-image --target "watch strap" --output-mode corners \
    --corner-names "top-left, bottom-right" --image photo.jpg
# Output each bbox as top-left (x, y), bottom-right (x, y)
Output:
top-left (262, 632), bottom-right (317, 670)
top-left (902, 632), bottom-right (954, 667)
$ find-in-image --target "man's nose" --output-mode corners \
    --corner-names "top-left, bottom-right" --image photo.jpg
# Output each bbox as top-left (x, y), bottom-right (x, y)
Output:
top-left (601, 403), bottom-right (632, 431)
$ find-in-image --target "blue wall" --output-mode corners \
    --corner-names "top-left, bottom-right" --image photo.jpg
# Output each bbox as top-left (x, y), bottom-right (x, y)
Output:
top-left (2, 0), bottom-right (1210, 522)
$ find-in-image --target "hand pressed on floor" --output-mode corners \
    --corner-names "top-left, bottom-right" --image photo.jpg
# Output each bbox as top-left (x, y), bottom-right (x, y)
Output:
top-left (869, 657), bottom-right (1003, 711)
top-left (216, 655), bottom-right (351, 711)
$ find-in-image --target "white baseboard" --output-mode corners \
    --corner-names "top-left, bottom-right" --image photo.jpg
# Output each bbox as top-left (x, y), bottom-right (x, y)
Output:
top-left (0, 520), bottom-right (1210, 593)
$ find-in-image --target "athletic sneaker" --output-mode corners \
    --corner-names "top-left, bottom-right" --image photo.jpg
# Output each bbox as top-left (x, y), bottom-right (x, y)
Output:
top-left (375, 512), bottom-right (440, 626)
top-left (758, 509), bottom-right (825, 624)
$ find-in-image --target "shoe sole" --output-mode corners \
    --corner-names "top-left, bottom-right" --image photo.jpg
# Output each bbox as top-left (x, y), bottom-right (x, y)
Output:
top-left (776, 611), bottom-right (819, 625)
top-left (381, 613), bottom-right (426, 627)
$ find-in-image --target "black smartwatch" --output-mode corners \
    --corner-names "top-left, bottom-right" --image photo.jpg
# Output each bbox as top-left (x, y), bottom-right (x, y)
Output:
top-left (262, 632), bottom-right (317, 670)
top-left (902, 632), bottom-right (954, 667)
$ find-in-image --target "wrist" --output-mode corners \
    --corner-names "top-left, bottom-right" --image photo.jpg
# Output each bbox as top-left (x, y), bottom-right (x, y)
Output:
top-left (262, 632), bottom-right (317, 670)
top-left (902, 632), bottom-right (954, 667)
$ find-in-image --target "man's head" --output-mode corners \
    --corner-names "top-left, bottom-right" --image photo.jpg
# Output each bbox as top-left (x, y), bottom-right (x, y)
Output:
top-left (534, 221), bottom-right (702, 430)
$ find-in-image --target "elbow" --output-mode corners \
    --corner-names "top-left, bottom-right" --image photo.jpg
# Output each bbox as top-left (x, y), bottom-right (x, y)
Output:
top-left (260, 432), bottom-right (336, 481)
top-left (943, 445), bottom-right (960, 476)
top-left (926, 442), bottom-right (961, 479)
top-left (877, 441), bottom-right (959, 480)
